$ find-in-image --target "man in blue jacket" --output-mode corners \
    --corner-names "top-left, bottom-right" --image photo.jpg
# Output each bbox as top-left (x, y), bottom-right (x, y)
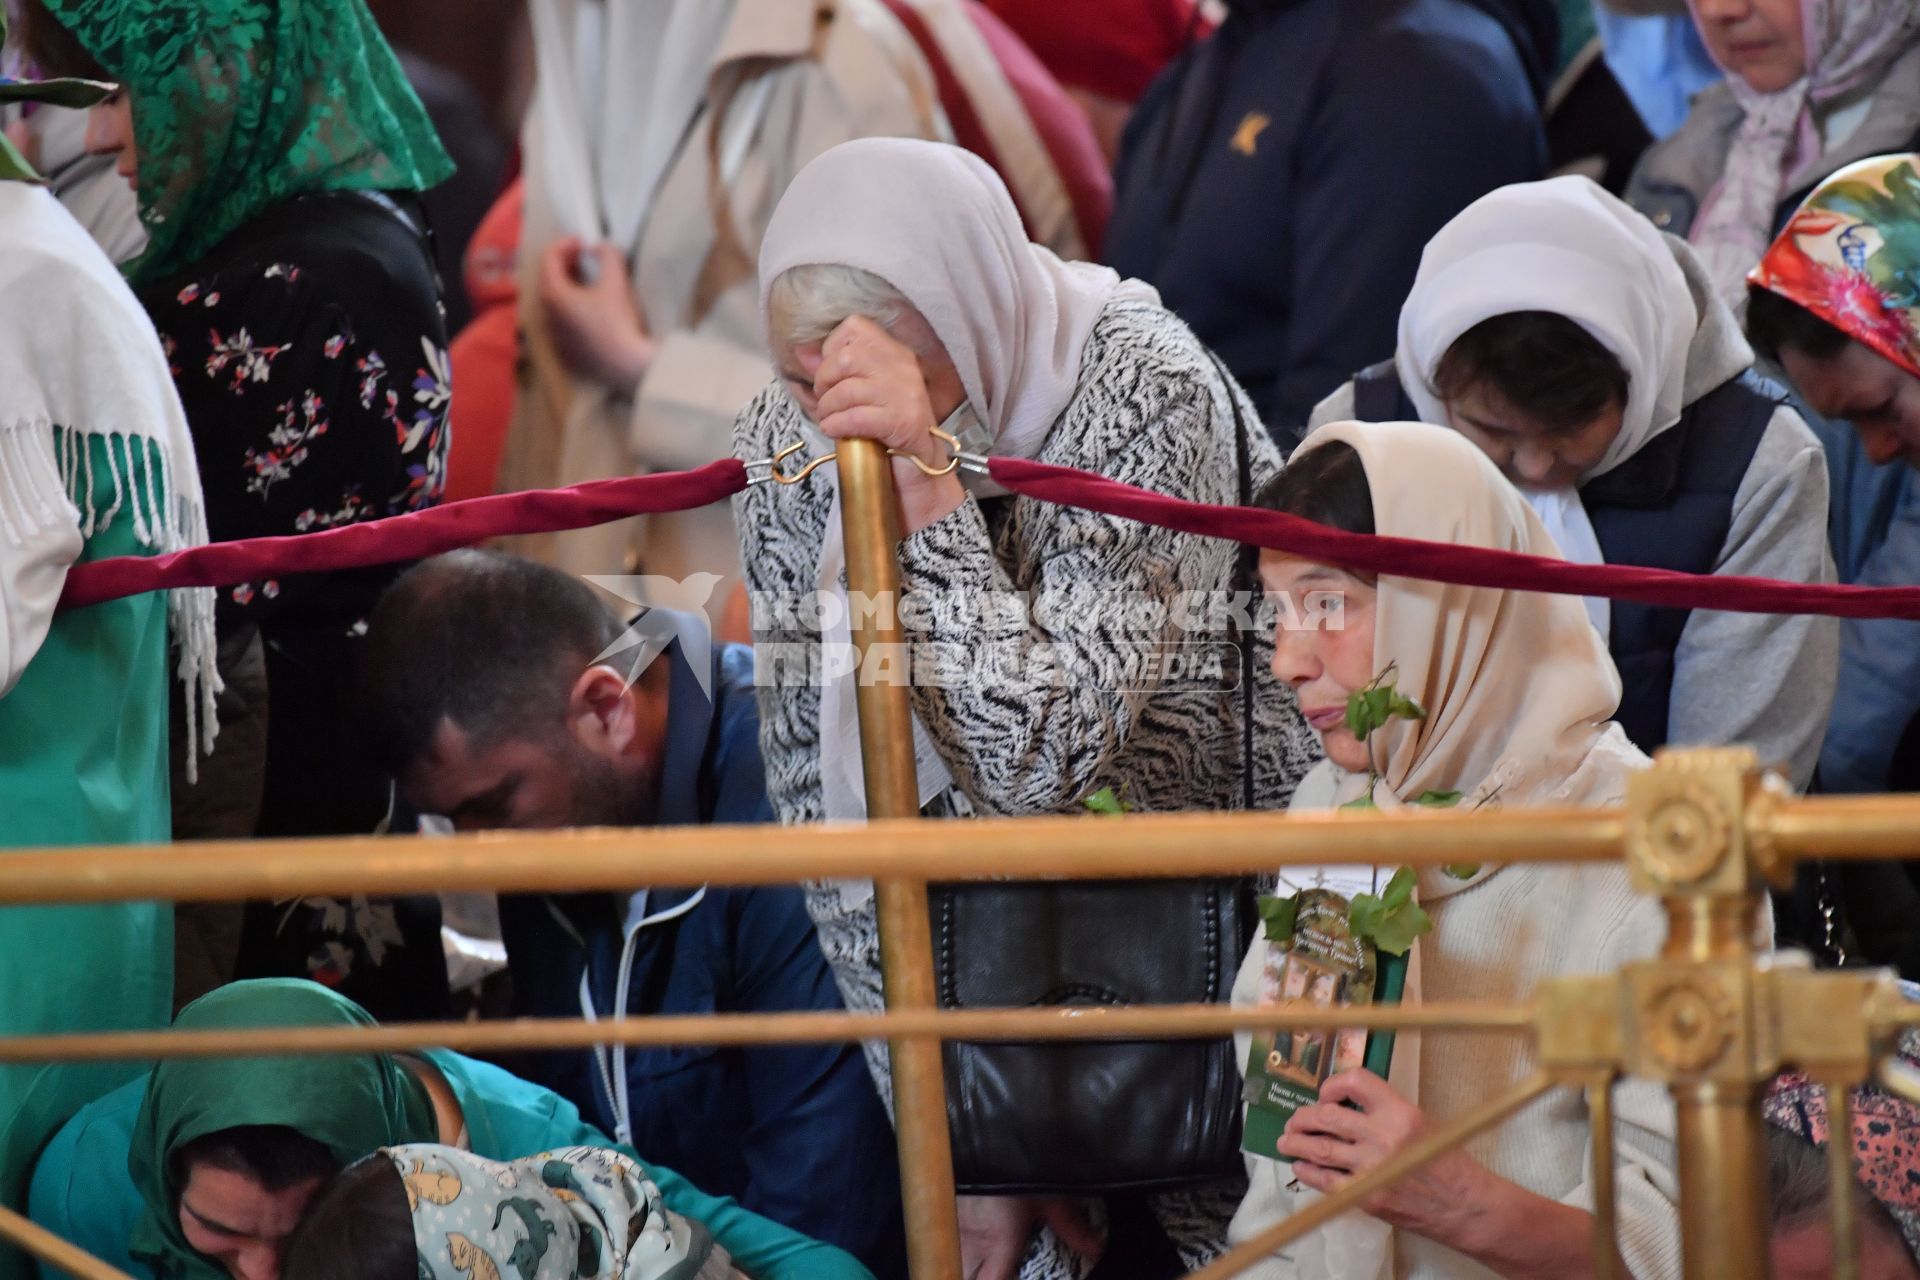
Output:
top-left (357, 550), bottom-right (907, 1279)
top-left (1105, 0), bottom-right (1553, 439)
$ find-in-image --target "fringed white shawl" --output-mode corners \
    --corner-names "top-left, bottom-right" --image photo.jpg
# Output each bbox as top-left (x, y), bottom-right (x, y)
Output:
top-left (0, 182), bottom-right (217, 763)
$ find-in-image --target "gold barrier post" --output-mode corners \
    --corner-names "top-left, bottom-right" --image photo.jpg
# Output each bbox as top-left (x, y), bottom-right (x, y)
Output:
top-left (1587, 1074), bottom-right (1619, 1280)
top-left (836, 436), bottom-right (963, 1279)
top-left (0, 1204), bottom-right (134, 1280)
top-left (1624, 751), bottom-right (1773, 1280)
top-left (1825, 1080), bottom-right (1861, 1280)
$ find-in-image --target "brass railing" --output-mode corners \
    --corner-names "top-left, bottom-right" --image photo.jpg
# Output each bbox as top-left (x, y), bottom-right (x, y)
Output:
top-left (7, 757), bottom-right (1920, 1280)
top-left (6, 453), bottom-right (1920, 1279)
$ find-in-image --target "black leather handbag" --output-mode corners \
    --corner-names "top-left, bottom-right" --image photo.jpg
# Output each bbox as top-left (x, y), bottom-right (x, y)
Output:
top-left (931, 362), bottom-right (1261, 1193)
top-left (932, 877), bottom-right (1254, 1192)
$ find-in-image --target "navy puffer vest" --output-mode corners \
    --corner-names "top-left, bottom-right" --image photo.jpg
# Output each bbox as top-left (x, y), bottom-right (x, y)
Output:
top-left (1350, 362), bottom-right (1781, 751)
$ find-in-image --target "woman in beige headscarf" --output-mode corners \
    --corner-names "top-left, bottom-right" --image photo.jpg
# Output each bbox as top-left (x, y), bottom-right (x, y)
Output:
top-left (1236, 421), bottom-right (1682, 1280)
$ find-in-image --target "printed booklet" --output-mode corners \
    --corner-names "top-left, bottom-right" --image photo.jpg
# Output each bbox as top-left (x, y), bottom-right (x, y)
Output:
top-left (1243, 867), bottom-right (1408, 1162)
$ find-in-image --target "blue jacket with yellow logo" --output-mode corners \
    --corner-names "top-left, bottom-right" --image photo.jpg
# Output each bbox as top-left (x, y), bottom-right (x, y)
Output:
top-left (1106, 0), bottom-right (1550, 439)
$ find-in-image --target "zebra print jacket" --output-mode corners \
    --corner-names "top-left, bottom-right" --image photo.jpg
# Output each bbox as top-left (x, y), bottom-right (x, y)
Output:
top-left (730, 296), bottom-right (1322, 1274)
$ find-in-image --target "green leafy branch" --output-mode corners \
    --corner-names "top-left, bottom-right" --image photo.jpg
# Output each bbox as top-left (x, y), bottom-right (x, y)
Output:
top-left (1343, 662), bottom-right (1425, 743)
top-left (1348, 866), bottom-right (1428, 956)
top-left (1259, 672), bottom-right (1478, 956)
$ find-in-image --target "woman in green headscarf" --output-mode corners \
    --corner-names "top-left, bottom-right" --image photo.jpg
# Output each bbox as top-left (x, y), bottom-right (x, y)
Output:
top-left (16, 0), bottom-right (462, 1016)
top-left (25, 981), bottom-right (866, 1280)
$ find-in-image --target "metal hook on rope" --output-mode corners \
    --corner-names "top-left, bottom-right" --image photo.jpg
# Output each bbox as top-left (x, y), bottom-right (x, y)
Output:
top-left (746, 439), bottom-right (840, 486)
top-left (745, 427), bottom-right (989, 486)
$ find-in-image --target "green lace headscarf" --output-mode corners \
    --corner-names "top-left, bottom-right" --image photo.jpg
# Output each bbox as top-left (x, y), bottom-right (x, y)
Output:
top-left (38, 0), bottom-right (454, 283)
top-left (127, 980), bottom-right (438, 1280)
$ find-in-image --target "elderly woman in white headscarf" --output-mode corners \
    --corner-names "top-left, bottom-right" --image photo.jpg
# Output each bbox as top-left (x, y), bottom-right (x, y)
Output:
top-left (1236, 421), bottom-right (1682, 1280)
top-left (732, 137), bottom-right (1320, 1277)
top-left (1310, 175), bottom-right (1836, 789)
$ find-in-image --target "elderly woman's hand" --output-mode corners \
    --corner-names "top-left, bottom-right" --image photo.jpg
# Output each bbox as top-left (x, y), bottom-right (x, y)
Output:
top-left (810, 316), bottom-right (966, 533)
top-left (1278, 1069), bottom-right (1500, 1242)
top-left (537, 238), bottom-right (654, 397)
top-left (1277, 1069), bottom-right (1624, 1280)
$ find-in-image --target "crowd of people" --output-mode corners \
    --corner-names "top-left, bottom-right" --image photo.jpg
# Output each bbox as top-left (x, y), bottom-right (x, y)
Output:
top-left (5, 0), bottom-right (1920, 1277)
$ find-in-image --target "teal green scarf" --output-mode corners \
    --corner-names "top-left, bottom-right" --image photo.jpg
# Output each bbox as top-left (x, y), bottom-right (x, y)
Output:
top-left (127, 980), bottom-right (438, 1279)
top-left (39, 0), bottom-right (454, 282)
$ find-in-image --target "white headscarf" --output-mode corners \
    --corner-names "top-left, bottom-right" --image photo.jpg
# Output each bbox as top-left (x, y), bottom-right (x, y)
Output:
top-left (1394, 175), bottom-right (1698, 634)
top-left (756, 138), bottom-right (1157, 821)
top-left (1687, 0), bottom-right (1920, 307)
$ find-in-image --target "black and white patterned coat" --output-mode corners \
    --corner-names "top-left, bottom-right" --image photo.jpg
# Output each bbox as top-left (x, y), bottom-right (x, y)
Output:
top-left (731, 297), bottom-right (1322, 1274)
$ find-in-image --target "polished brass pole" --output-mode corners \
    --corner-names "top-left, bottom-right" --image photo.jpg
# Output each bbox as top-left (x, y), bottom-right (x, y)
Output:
top-left (0, 1000), bottom-right (1535, 1065)
top-left (0, 1204), bottom-right (134, 1280)
top-left (1664, 896), bottom-right (1772, 1280)
top-left (1587, 1074), bottom-right (1619, 1280)
top-left (835, 436), bottom-right (962, 1280)
top-left (1826, 1081), bottom-right (1861, 1280)
top-left (0, 807), bottom-right (1630, 906)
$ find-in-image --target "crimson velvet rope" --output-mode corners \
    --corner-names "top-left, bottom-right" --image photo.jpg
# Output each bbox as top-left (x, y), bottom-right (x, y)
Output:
top-left (55, 453), bottom-right (1920, 621)
top-left (58, 458), bottom-right (749, 609)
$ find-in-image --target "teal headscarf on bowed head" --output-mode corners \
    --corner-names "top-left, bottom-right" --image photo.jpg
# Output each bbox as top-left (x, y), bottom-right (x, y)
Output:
top-left (128, 980), bottom-right (439, 1279)
top-left (37, 0), bottom-right (454, 282)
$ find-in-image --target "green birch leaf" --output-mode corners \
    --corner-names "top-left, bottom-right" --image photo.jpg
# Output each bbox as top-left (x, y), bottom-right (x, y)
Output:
top-left (1386, 692), bottom-right (1428, 723)
top-left (1443, 864), bottom-right (1483, 880)
top-left (1369, 898), bottom-right (1434, 956)
top-left (1380, 865), bottom-right (1417, 909)
top-left (1348, 865), bottom-right (1433, 956)
top-left (1344, 687), bottom-right (1379, 740)
top-left (1344, 674), bottom-right (1426, 743)
top-left (1347, 890), bottom-right (1386, 944)
top-left (1413, 790), bottom-right (1462, 807)
top-left (1257, 892), bottom-right (1300, 944)
top-left (1082, 786), bottom-right (1128, 816)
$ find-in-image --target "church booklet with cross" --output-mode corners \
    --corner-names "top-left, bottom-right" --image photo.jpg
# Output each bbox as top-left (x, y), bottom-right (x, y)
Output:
top-left (1242, 866), bottom-right (1409, 1162)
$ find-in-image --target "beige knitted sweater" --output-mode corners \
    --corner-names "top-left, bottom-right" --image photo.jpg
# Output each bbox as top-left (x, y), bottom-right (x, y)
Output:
top-left (1228, 763), bottom-right (1683, 1280)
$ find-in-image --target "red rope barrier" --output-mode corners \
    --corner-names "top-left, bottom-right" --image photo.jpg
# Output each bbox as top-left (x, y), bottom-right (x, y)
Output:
top-left (58, 459), bottom-right (749, 610)
top-left (988, 456), bottom-right (1920, 621)
top-left (52, 452), bottom-right (1920, 623)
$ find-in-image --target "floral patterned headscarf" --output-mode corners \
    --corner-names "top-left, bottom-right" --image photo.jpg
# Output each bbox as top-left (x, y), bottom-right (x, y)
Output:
top-left (37, 0), bottom-right (453, 283)
top-left (1687, 0), bottom-right (1920, 306)
top-left (1748, 153), bottom-right (1920, 380)
top-left (384, 1144), bottom-right (744, 1280)
top-left (1762, 1030), bottom-right (1920, 1261)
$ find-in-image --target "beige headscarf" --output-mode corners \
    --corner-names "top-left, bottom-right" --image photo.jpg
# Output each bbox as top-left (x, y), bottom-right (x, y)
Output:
top-left (1252, 421), bottom-right (1645, 1280)
top-left (756, 138), bottom-right (1157, 822)
top-left (1297, 421), bottom-right (1643, 880)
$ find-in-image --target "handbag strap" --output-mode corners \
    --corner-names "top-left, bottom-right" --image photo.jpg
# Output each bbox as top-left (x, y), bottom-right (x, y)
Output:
top-left (1208, 355), bottom-right (1258, 812)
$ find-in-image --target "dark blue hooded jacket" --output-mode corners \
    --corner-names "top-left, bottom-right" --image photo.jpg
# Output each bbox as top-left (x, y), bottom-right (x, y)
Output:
top-left (498, 637), bottom-right (907, 1279)
top-left (1106, 0), bottom-right (1552, 440)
